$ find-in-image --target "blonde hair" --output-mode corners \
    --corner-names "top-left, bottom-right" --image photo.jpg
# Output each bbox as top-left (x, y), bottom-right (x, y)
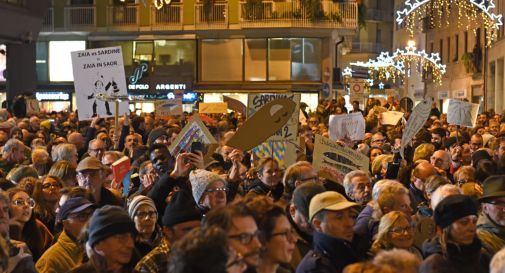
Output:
top-left (371, 211), bottom-right (412, 253)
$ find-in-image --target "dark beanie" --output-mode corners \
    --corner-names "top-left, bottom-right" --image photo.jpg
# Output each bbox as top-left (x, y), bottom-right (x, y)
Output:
top-left (88, 205), bottom-right (136, 247)
top-left (147, 127), bottom-right (168, 147)
top-left (162, 190), bottom-right (202, 227)
top-left (434, 195), bottom-right (478, 229)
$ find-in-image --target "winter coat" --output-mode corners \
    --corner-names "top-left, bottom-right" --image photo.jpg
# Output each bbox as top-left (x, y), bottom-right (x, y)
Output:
top-left (35, 229), bottom-right (83, 273)
top-left (477, 212), bottom-right (505, 256)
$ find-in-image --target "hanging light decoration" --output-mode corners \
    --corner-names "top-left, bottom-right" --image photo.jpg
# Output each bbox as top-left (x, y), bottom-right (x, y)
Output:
top-left (350, 52), bottom-right (406, 83)
top-left (396, 0), bottom-right (503, 46)
top-left (153, 0), bottom-right (172, 10)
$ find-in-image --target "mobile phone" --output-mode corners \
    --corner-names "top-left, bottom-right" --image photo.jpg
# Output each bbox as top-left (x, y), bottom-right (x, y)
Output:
top-left (191, 142), bottom-right (204, 154)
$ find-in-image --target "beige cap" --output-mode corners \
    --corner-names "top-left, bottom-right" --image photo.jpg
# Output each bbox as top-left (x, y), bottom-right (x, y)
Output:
top-left (309, 191), bottom-right (359, 221)
top-left (76, 156), bottom-right (107, 172)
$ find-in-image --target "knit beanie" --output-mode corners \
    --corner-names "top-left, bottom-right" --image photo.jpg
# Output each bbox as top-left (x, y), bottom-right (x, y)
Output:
top-left (434, 194), bottom-right (478, 229)
top-left (189, 169), bottom-right (226, 204)
top-left (147, 127), bottom-right (168, 147)
top-left (162, 190), bottom-right (202, 227)
top-left (127, 195), bottom-right (157, 219)
top-left (88, 205), bottom-right (136, 247)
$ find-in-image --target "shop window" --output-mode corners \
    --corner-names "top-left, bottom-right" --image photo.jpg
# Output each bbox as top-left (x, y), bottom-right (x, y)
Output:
top-left (154, 40), bottom-right (195, 77)
top-left (268, 38), bottom-right (291, 81)
top-left (201, 39), bottom-right (243, 81)
top-left (245, 39), bottom-right (267, 81)
top-left (291, 38), bottom-right (321, 81)
top-left (36, 42), bottom-right (49, 82)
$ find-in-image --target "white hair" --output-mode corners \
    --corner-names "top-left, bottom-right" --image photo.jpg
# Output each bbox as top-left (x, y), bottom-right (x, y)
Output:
top-left (343, 170), bottom-right (371, 196)
top-left (52, 143), bottom-right (77, 163)
top-left (430, 184), bottom-right (462, 209)
top-left (372, 179), bottom-right (402, 201)
top-left (373, 249), bottom-right (420, 272)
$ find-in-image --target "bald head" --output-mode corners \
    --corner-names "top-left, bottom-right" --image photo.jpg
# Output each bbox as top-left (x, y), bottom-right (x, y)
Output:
top-left (412, 161), bottom-right (438, 191)
top-left (68, 132), bottom-right (84, 151)
top-left (430, 150), bottom-right (450, 171)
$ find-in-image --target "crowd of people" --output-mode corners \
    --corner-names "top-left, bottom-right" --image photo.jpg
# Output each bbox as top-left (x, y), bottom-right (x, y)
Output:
top-left (0, 94), bottom-right (505, 273)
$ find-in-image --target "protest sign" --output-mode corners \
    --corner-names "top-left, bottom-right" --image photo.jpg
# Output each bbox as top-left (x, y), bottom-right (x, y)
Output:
top-left (329, 112), bottom-right (365, 141)
top-left (247, 93), bottom-right (300, 142)
top-left (155, 99), bottom-right (183, 118)
top-left (199, 102), bottom-right (228, 114)
top-left (400, 97), bottom-right (433, 158)
top-left (381, 111), bottom-right (404, 125)
top-left (349, 79), bottom-right (366, 104)
top-left (26, 99), bottom-right (40, 115)
top-left (313, 135), bottom-right (369, 182)
top-left (223, 96), bottom-right (246, 115)
top-left (251, 139), bottom-right (300, 169)
top-left (168, 115), bottom-right (217, 158)
top-left (446, 99), bottom-right (479, 127)
top-left (71, 46), bottom-right (128, 120)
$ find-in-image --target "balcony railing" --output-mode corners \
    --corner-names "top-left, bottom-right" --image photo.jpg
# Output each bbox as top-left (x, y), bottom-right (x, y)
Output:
top-left (351, 42), bottom-right (387, 53)
top-left (195, 2), bottom-right (228, 29)
top-left (151, 3), bottom-right (183, 30)
top-left (238, 1), bottom-right (358, 29)
top-left (64, 6), bottom-right (96, 28)
top-left (107, 5), bottom-right (139, 26)
top-left (41, 8), bottom-right (53, 32)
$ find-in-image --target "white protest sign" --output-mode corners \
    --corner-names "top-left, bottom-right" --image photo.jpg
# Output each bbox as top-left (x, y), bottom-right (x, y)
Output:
top-left (446, 99), bottom-right (479, 127)
top-left (349, 79), bottom-right (366, 103)
top-left (155, 99), bottom-right (183, 117)
top-left (400, 97), bottom-right (432, 159)
top-left (313, 134), bottom-right (369, 182)
top-left (71, 47), bottom-right (128, 121)
top-left (381, 111), bottom-right (404, 125)
top-left (247, 93), bottom-right (300, 142)
top-left (329, 112), bottom-right (365, 141)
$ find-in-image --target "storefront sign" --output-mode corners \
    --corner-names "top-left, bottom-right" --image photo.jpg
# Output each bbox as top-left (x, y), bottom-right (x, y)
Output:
top-left (127, 91), bottom-right (198, 104)
top-left (36, 92), bottom-right (70, 101)
top-left (128, 83), bottom-right (188, 91)
top-left (129, 63), bottom-right (148, 84)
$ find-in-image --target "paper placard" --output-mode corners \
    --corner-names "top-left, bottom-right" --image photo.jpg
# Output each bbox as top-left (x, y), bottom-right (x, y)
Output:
top-left (223, 96), bottom-right (246, 115)
top-left (400, 97), bottom-right (433, 158)
top-left (446, 99), bottom-right (479, 127)
top-left (26, 99), bottom-right (40, 115)
top-left (247, 93), bottom-right (300, 142)
top-left (381, 111), bottom-right (404, 125)
top-left (329, 112), bottom-right (366, 141)
top-left (71, 46), bottom-right (128, 120)
top-left (313, 135), bottom-right (369, 183)
top-left (155, 99), bottom-right (182, 117)
top-left (168, 115), bottom-right (217, 157)
top-left (199, 102), bottom-right (228, 114)
top-left (349, 79), bottom-right (366, 104)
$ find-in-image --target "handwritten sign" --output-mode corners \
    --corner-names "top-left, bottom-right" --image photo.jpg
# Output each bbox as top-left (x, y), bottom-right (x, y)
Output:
top-left (71, 47), bottom-right (128, 120)
top-left (313, 135), bottom-right (369, 183)
top-left (446, 99), bottom-right (479, 127)
top-left (400, 97), bottom-right (432, 158)
top-left (381, 111), bottom-right (404, 125)
top-left (155, 99), bottom-right (182, 117)
top-left (329, 112), bottom-right (365, 141)
top-left (247, 93), bottom-right (300, 142)
top-left (199, 102), bottom-right (228, 114)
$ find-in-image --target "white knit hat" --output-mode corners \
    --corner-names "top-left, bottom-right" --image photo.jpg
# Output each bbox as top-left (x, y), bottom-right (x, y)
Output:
top-left (189, 169), bottom-right (226, 204)
top-left (127, 195), bottom-right (157, 218)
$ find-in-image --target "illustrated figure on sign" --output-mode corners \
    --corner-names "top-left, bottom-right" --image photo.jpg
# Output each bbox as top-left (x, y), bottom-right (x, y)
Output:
top-left (87, 74), bottom-right (120, 117)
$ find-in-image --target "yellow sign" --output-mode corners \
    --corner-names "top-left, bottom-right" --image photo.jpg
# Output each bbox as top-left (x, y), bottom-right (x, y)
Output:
top-left (199, 102), bottom-right (228, 114)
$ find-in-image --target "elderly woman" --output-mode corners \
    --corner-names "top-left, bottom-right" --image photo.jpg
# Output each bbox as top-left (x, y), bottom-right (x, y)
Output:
top-left (453, 165), bottom-right (477, 186)
top-left (369, 211), bottom-right (422, 259)
top-left (421, 195), bottom-right (490, 273)
top-left (127, 195), bottom-right (163, 257)
top-left (189, 169), bottom-right (228, 214)
top-left (30, 148), bottom-right (51, 177)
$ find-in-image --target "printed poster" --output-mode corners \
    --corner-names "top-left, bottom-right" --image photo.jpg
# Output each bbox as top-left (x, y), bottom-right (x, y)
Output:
top-left (71, 46), bottom-right (129, 121)
top-left (329, 112), bottom-right (366, 141)
top-left (155, 99), bottom-right (183, 117)
top-left (313, 135), bottom-right (369, 183)
top-left (168, 115), bottom-right (217, 157)
top-left (247, 93), bottom-right (300, 142)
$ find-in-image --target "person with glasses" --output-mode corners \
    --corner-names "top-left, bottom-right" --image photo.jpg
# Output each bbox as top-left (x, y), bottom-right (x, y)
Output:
top-left (32, 176), bottom-right (63, 233)
top-left (370, 133), bottom-right (386, 148)
top-left (190, 169), bottom-right (228, 214)
top-left (35, 197), bottom-right (95, 273)
top-left (127, 195), bottom-right (162, 257)
top-left (477, 175), bottom-right (505, 255)
top-left (87, 139), bottom-right (106, 161)
top-left (246, 196), bottom-right (297, 273)
top-left (7, 187), bottom-right (53, 262)
top-left (369, 211), bottom-right (421, 259)
top-left (281, 161), bottom-right (319, 206)
top-left (204, 203), bottom-right (262, 271)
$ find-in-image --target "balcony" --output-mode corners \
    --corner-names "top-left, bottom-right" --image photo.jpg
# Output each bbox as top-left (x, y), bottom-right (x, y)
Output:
top-left (107, 5), bottom-right (139, 28)
top-left (351, 42), bottom-right (387, 54)
top-left (195, 2), bottom-right (228, 29)
top-left (64, 6), bottom-right (96, 29)
top-left (41, 8), bottom-right (53, 32)
top-left (367, 8), bottom-right (391, 22)
top-left (151, 3), bottom-right (183, 30)
top-left (238, 1), bottom-right (358, 29)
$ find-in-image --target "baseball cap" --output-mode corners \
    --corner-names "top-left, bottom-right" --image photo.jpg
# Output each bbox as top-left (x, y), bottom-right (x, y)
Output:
top-left (309, 191), bottom-right (359, 221)
top-left (58, 197), bottom-right (96, 221)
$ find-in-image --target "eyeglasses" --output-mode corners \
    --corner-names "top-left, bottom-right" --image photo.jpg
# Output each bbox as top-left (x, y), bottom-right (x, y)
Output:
top-left (205, 187), bottom-right (228, 194)
top-left (389, 225), bottom-right (414, 235)
top-left (42, 183), bottom-right (62, 190)
top-left (135, 211), bottom-right (157, 220)
top-left (372, 138), bottom-right (385, 143)
top-left (271, 228), bottom-right (296, 242)
top-left (12, 198), bottom-right (36, 209)
top-left (77, 171), bottom-right (101, 179)
top-left (229, 230), bottom-right (261, 245)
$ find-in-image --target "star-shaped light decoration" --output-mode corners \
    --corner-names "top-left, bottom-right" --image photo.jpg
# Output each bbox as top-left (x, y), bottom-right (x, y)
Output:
top-left (379, 82), bottom-right (385, 90)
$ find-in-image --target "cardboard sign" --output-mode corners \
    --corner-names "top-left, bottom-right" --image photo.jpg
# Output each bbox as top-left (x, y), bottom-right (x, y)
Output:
top-left (71, 46), bottom-right (129, 121)
top-left (247, 93), bottom-right (300, 142)
top-left (329, 112), bottom-right (365, 141)
top-left (168, 115), bottom-right (217, 157)
top-left (228, 98), bottom-right (296, 151)
top-left (155, 99), bottom-right (183, 117)
top-left (199, 102), bottom-right (228, 114)
top-left (313, 135), bottom-right (369, 183)
top-left (26, 99), bottom-right (40, 115)
top-left (381, 111), bottom-right (404, 125)
top-left (223, 96), bottom-right (246, 115)
top-left (400, 97), bottom-right (433, 158)
top-left (446, 99), bottom-right (479, 127)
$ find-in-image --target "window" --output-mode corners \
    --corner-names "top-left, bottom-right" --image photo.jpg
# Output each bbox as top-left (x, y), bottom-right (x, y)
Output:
top-left (201, 39), bottom-right (243, 81)
top-left (244, 39), bottom-right (267, 81)
top-left (134, 41), bottom-right (154, 62)
top-left (291, 38), bottom-right (321, 81)
top-left (439, 39), bottom-right (443, 63)
top-left (36, 42), bottom-right (49, 82)
top-left (154, 40), bottom-right (195, 66)
top-left (454, 34), bottom-right (459, 62)
top-left (268, 39), bottom-right (291, 81)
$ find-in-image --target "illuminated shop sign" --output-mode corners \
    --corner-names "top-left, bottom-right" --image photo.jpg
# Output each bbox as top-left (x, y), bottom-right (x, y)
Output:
top-left (128, 92), bottom-right (198, 103)
top-left (36, 92), bottom-right (70, 101)
top-left (128, 83), bottom-right (187, 91)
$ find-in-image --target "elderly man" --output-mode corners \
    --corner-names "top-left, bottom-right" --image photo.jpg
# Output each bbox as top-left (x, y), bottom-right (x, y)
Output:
top-left (52, 143), bottom-right (78, 167)
top-left (477, 175), bottom-right (505, 255)
top-left (409, 160), bottom-right (438, 211)
top-left (469, 134), bottom-right (484, 154)
top-left (76, 156), bottom-right (123, 207)
top-left (0, 139), bottom-right (26, 176)
top-left (87, 139), bottom-right (105, 161)
top-left (281, 161), bottom-right (320, 205)
top-left (430, 150), bottom-right (452, 180)
top-left (343, 170), bottom-right (372, 207)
